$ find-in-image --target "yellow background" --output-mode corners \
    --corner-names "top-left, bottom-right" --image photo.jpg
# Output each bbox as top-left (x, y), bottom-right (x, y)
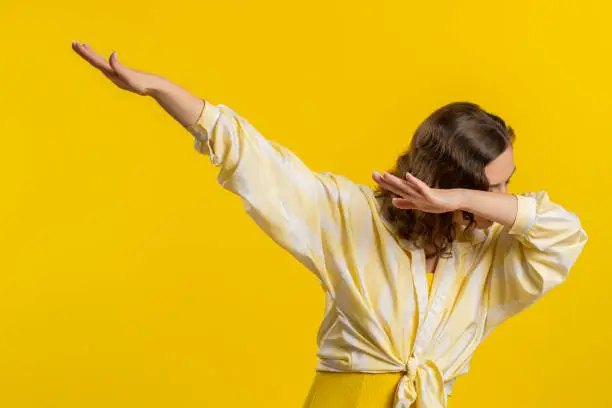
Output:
top-left (1, 0), bottom-right (610, 407)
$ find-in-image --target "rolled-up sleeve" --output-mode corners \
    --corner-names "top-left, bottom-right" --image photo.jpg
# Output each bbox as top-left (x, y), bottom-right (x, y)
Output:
top-left (187, 99), bottom-right (225, 166)
top-left (185, 99), bottom-right (368, 294)
top-left (484, 191), bottom-right (588, 335)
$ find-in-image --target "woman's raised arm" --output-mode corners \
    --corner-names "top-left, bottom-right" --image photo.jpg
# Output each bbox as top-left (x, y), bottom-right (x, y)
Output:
top-left (72, 42), bottom-right (376, 295)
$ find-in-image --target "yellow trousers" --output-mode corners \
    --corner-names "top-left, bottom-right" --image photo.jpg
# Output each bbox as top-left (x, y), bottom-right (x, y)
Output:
top-left (302, 371), bottom-right (405, 408)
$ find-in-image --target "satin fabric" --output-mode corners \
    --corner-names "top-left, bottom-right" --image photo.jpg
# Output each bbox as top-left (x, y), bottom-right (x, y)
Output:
top-left (185, 100), bottom-right (587, 407)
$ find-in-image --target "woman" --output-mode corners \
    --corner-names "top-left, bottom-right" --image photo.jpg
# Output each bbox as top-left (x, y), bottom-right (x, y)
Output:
top-left (72, 42), bottom-right (588, 408)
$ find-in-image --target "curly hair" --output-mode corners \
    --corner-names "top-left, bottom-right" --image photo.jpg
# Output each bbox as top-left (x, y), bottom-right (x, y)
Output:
top-left (373, 102), bottom-right (515, 258)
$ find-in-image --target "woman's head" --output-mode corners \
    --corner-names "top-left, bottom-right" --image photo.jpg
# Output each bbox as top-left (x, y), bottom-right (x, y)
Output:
top-left (374, 101), bottom-right (516, 256)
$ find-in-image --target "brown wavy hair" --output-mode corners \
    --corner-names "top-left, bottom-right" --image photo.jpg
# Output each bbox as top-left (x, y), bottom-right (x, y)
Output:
top-left (373, 102), bottom-right (515, 258)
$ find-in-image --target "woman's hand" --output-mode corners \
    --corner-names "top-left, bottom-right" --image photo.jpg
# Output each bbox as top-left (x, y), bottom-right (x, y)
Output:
top-left (72, 41), bottom-right (162, 96)
top-left (372, 171), bottom-right (462, 213)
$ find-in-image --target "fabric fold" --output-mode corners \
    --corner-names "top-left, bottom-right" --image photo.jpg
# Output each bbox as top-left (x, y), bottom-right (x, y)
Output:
top-left (393, 358), bottom-right (446, 408)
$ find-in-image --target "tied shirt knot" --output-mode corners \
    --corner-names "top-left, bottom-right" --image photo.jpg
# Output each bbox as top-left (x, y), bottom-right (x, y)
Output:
top-left (404, 356), bottom-right (419, 382)
top-left (394, 356), bottom-right (446, 408)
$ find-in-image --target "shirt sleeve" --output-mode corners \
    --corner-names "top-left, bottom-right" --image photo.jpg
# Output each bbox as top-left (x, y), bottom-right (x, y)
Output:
top-left (483, 191), bottom-right (588, 337)
top-left (185, 99), bottom-right (370, 294)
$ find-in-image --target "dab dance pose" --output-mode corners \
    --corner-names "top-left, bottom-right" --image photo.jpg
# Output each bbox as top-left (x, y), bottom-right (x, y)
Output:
top-left (72, 42), bottom-right (587, 408)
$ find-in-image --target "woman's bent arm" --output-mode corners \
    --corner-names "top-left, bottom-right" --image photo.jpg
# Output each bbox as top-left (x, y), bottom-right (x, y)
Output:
top-left (482, 191), bottom-right (588, 337)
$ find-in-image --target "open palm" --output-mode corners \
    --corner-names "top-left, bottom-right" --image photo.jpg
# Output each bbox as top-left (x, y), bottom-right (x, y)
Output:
top-left (372, 171), bottom-right (461, 213)
top-left (71, 41), bottom-right (160, 96)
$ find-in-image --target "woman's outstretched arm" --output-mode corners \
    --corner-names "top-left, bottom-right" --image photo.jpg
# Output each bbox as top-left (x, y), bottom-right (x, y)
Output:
top-left (72, 41), bottom-right (375, 294)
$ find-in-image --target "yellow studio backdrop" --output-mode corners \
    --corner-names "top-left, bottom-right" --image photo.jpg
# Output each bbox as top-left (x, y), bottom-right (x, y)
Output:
top-left (1, 0), bottom-right (610, 407)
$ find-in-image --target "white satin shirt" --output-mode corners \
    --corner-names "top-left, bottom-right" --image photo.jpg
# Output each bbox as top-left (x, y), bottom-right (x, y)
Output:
top-left (185, 100), bottom-right (587, 408)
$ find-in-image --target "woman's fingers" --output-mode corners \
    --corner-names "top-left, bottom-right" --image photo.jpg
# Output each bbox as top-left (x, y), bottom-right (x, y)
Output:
top-left (80, 43), bottom-right (109, 69)
top-left (73, 41), bottom-right (144, 93)
top-left (109, 51), bottom-right (133, 79)
top-left (373, 172), bottom-right (454, 213)
top-left (404, 172), bottom-right (430, 196)
top-left (380, 172), bottom-right (421, 197)
top-left (372, 171), bottom-right (442, 212)
top-left (392, 198), bottom-right (416, 210)
top-left (372, 172), bottom-right (407, 198)
top-left (106, 52), bottom-right (135, 87)
top-left (72, 41), bottom-right (115, 76)
top-left (108, 52), bottom-right (123, 73)
top-left (373, 172), bottom-right (418, 198)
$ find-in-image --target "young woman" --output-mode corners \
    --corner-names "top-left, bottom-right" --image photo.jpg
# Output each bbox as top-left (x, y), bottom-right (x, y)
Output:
top-left (72, 42), bottom-right (588, 408)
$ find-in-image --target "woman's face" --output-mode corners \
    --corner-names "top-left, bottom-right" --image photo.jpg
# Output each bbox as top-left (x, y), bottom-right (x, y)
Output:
top-left (453, 146), bottom-right (516, 230)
